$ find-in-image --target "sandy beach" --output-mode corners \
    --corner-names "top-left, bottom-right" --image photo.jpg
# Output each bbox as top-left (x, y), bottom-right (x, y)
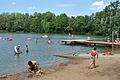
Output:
top-left (0, 54), bottom-right (120, 80)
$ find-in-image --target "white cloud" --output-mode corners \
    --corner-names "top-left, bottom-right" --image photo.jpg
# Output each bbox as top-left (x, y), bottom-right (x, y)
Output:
top-left (91, 0), bottom-right (108, 11)
top-left (12, 2), bottom-right (16, 5)
top-left (57, 4), bottom-right (76, 8)
top-left (92, 0), bottom-right (103, 6)
top-left (28, 6), bottom-right (36, 10)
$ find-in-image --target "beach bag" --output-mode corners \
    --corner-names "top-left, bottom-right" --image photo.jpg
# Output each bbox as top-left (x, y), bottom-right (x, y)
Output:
top-left (91, 51), bottom-right (97, 56)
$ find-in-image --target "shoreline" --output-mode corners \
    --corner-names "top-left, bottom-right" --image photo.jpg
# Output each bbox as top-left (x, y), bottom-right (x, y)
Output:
top-left (0, 57), bottom-right (85, 80)
top-left (1, 54), bottom-right (120, 80)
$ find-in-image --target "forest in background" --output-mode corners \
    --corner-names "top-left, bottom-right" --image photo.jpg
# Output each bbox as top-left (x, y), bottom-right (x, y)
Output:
top-left (0, 0), bottom-right (120, 37)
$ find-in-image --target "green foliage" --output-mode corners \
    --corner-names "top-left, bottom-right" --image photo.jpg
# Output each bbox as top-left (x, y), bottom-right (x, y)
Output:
top-left (0, 0), bottom-right (119, 37)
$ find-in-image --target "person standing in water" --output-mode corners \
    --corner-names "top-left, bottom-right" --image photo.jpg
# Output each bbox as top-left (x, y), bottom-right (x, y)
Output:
top-left (14, 45), bottom-right (21, 55)
top-left (48, 39), bottom-right (51, 44)
top-left (25, 45), bottom-right (29, 54)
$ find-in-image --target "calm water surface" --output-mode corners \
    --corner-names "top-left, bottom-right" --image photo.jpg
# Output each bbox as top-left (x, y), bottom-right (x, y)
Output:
top-left (0, 33), bottom-right (112, 75)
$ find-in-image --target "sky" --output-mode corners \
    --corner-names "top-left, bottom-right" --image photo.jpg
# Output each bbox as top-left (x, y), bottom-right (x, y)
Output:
top-left (0, 0), bottom-right (117, 16)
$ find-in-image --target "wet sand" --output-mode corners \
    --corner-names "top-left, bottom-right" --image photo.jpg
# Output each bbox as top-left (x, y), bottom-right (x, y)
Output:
top-left (1, 54), bottom-right (120, 80)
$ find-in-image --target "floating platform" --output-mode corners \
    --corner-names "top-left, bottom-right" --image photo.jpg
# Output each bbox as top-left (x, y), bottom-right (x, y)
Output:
top-left (61, 39), bottom-right (120, 46)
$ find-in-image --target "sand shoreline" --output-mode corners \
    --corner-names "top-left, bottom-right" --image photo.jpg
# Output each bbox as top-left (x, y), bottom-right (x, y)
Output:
top-left (0, 57), bottom-right (85, 80)
top-left (1, 54), bottom-right (120, 80)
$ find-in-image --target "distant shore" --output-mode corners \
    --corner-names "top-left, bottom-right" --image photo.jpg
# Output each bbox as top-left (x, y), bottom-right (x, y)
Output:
top-left (0, 54), bottom-right (120, 80)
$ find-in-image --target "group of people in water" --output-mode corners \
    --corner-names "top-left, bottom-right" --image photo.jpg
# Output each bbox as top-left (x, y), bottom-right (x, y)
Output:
top-left (13, 37), bottom-right (52, 75)
top-left (14, 45), bottom-right (43, 75)
top-left (14, 45), bottom-right (29, 55)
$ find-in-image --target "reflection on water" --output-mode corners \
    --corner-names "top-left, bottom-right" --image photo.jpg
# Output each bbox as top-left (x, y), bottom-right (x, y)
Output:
top-left (0, 33), bottom-right (119, 75)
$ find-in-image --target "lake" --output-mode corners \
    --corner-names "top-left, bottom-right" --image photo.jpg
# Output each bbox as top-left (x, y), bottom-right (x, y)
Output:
top-left (0, 33), bottom-right (112, 75)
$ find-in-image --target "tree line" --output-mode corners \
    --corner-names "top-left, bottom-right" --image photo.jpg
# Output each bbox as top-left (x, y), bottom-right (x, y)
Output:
top-left (0, 0), bottom-right (120, 37)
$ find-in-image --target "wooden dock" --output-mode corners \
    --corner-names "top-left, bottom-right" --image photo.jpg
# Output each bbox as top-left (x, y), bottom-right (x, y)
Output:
top-left (61, 39), bottom-right (120, 46)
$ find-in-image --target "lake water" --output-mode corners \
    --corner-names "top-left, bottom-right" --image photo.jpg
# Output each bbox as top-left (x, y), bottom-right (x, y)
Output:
top-left (0, 33), bottom-right (111, 75)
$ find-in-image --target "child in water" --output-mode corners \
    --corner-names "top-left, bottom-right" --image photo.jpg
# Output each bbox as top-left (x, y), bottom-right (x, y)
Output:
top-left (25, 45), bottom-right (29, 53)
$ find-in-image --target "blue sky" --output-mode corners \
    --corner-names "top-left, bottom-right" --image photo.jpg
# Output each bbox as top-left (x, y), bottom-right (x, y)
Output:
top-left (0, 0), bottom-right (117, 16)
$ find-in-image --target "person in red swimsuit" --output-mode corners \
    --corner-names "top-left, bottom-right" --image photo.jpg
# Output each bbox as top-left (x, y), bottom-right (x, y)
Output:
top-left (89, 47), bottom-right (98, 69)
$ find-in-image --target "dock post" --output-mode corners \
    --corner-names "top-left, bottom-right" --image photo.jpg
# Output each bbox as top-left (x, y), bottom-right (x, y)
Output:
top-left (94, 44), bottom-right (96, 46)
top-left (112, 31), bottom-right (114, 54)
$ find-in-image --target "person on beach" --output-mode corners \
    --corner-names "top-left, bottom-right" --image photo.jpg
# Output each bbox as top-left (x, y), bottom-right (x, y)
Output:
top-left (88, 47), bottom-right (98, 69)
top-left (115, 38), bottom-right (120, 43)
top-left (103, 51), bottom-right (113, 55)
top-left (14, 45), bottom-right (21, 55)
top-left (27, 61), bottom-right (43, 75)
top-left (25, 45), bottom-right (29, 54)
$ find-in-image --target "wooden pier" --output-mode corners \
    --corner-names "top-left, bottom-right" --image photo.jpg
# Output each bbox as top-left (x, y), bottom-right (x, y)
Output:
top-left (61, 39), bottom-right (120, 46)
